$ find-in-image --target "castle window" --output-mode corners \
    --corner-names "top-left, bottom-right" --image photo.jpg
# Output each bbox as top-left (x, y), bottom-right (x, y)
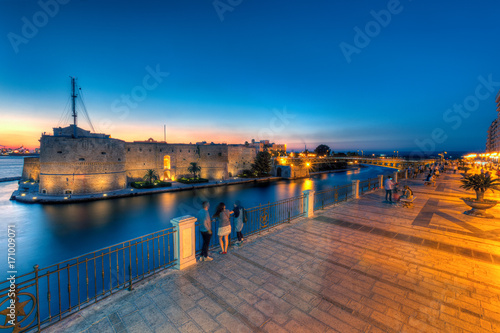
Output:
top-left (139, 148), bottom-right (142, 152)
top-left (180, 149), bottom-right (182, 152)
top-left (65, 190), bottom-right (72, 194)
top-left (57, 151), bottom-right (62, 154)
top-left (218, 153), bottom-right (222, 156)
top-left (208, 153), bottom-right (210, 156)
top-left (118, 158), bottom-right (121, 161)
top-left (172, 149), bottom-right (174, 152)
top-left (79, 158), bottom-right (85, 161)
top-left (128, 148), bottom-right (130, 152)
top-left (41, 189), bottom-right (47, 194)
top-left (188, 150), bottom-right (190, 153)
top-left (149, 149), bottom-right (151, 152)
top-left (160, 149), bottom-right (162, 152)
top-left (101, 152), bottom-right (106, 155)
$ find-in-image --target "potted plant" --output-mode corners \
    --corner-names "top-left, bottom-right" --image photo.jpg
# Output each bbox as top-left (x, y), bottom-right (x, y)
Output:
top-left (460, 174), bottom-right (500, 217)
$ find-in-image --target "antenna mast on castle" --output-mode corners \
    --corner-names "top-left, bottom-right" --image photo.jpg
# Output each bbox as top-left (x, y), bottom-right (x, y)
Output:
top-left (71, 76), bottom-right (77, 138)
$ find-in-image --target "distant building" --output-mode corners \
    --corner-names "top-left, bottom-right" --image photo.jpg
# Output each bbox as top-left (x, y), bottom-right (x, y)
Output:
top-left (486, 90), bottom-right (500, 152)
top-left (247, 139), bottom-right (286, 154)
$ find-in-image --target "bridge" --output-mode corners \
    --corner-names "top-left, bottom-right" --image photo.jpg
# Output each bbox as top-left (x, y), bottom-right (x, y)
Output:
top-left (274, 156), bottom-right (436, 169)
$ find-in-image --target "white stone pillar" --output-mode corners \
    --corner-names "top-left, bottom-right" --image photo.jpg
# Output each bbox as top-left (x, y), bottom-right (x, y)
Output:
top-left (393, 171), bottom-right (398, 183)
top-left (352, 180), bottom-right (360, 199)
top-left (379, 175), bottom-right (384, 189)
top-left (170, 215), bottom-right (197, 270)
top-left (303, 190), bottom-right (315, 218)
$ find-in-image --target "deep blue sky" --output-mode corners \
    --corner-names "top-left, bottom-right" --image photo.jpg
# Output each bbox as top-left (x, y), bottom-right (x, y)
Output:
top-left (1, 0), bottom-right (499, 153)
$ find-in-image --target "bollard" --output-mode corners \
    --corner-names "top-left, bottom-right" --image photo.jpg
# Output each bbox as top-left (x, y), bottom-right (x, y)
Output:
top-left (303, 190), bottom-right (315, 218)
top-left (352, 180), bottom-right (360, 199)
top-left (170, 215), bottom-right (197, 270)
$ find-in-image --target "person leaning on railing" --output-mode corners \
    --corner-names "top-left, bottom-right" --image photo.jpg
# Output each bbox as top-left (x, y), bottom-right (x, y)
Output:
top-left (213, 202), bottom-right (233, 254)
top-left (233, 200), bottom-right (245, 245)
top-left (198, 201), bottom-right (214, 262)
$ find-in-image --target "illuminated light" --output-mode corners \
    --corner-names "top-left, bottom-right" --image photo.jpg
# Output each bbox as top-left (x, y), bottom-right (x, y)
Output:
top-left (21, 193), bottom-right (26, 196)
top-left (103, 194), bottom-right (107, 197)
top-left (491, 153), bottom-right (498, 156)
top-left (33, 197), bottom-right (37, 200)
top-left (131, 189), bottom-right (134, 191)
top-left (64, 197), bottom-right (68, 200)
top-left (306, 163), bottom-right (310, 167)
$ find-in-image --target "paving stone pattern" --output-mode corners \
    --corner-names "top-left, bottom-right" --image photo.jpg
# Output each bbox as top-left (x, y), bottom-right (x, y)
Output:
top-left (48, 172), bottom-right (500, 332)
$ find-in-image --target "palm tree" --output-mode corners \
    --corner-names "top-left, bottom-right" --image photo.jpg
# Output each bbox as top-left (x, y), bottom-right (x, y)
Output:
top-left (460, 174), bottom-right (500, 201)
top-left (143, 169), bottom-right (159, 185)
top-left (187, 162), bottom-right (201, 178)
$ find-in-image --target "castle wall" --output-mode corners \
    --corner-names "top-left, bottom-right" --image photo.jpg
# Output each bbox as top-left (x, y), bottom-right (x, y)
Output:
top-left (124, 142), bottom-right (165, 183)
top-left (33, 126), bottom-right (259, 195)
top-left (228, 146), bottom-right (256, 177)
top-left (21, 157), bottom-right (40, 181)
top-left (39, 136), bottom-right (126, 195)
top-left (124, 143), bottom-right (232, 182)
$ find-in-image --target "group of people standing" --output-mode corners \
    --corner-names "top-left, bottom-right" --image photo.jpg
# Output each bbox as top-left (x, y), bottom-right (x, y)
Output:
top-left (197, 201), bottom-right (245, 261)
top-left (383, 175), bottom-right (413, 203)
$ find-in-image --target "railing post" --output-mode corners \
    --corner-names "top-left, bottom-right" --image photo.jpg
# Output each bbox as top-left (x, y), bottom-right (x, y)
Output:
top-left (34, 264), bottom-right (41, 332)
top-left (352, 180), bottom-right (360, 199)
top-left (405, 169), bottom-right (408, 179)
top-left (393, 171), bottom-right (398, 183)
top-left (378, 174), bottom-right (384, 189)
top-left (170, 215), bottom-right (197, 270)
top-left (302, 190), bottom-right (315, 218)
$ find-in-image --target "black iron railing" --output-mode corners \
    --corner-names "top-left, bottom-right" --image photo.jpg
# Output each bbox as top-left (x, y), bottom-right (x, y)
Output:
top-left (359, 177), bottom-right (380, 195)
top-left (0, 228), bottom-right (176, 332)
top-left (195, 195), bottom-right (306, 251)
top-left (313, 183), bottom-right (353, 211)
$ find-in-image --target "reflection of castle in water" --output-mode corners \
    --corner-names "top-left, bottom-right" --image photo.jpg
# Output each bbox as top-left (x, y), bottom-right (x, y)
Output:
top-left (22, 124), bottom-right (257, 196)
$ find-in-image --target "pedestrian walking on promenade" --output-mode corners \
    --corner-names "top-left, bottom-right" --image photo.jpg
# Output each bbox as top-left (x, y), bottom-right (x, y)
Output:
top-left (233, 200), bottom-right (245, 245)
top-left (213, 202), bottom-right (233, 254)
top-left (197, 201), bottom-right (213, 261)
top-left (384, 176), bottom-right (394, 202)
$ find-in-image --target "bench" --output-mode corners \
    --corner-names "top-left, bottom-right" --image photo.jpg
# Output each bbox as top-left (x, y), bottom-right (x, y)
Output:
top-left (400, 196), bottom-right (416, 208)
top-left (424, 181), bottom-right (435, 186)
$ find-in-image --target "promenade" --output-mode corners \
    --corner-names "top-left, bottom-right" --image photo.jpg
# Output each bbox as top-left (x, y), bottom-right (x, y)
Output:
top-left (48, 172), bottom-right (500, 332)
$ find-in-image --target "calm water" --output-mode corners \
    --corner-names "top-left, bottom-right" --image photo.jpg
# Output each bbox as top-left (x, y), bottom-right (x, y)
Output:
top-left (0, 160), bottom-right (394, 276)
top-left (0, 156), bottom-right (24, 178)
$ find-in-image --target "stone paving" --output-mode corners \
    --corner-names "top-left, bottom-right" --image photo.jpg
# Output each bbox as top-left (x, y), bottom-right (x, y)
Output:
top-left (49, 172), bottom-right (500, 332)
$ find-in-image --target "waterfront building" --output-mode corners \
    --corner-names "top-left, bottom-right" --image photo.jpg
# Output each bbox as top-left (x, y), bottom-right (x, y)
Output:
top-left (486, 90), bottom-right (500, 152)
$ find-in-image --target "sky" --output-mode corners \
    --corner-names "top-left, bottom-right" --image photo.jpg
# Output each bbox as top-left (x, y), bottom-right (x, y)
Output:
top-left (1, 0), bottom-right (499, 154)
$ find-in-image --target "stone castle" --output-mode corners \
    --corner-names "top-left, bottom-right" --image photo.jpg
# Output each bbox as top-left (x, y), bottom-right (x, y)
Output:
top-left (22, 125), bottom-right (259, 196)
